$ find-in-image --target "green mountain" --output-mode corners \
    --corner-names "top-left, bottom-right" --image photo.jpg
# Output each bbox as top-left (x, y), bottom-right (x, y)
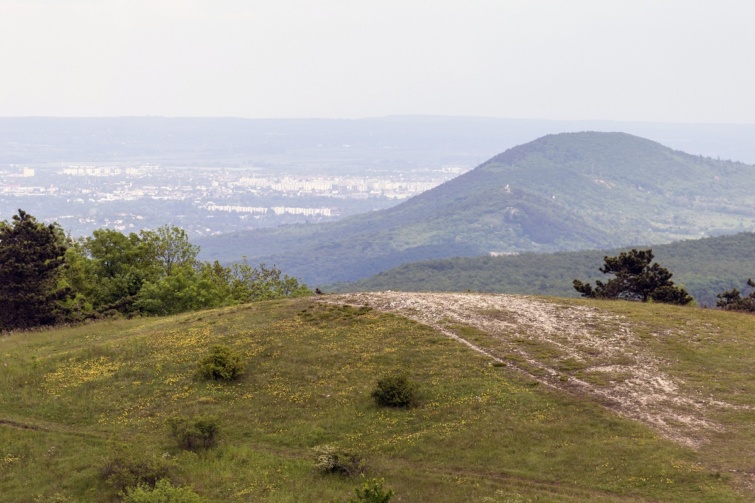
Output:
top-left (1, 295), bottom-right (753, 501)
top-left (336, 232), bottom-right (755, 307)
top-left (198, 132), bottom-right (755, 285)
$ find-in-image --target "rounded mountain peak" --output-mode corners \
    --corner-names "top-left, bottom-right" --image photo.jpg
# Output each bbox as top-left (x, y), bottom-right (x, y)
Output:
top-left (483, 131), bottom-right (673, 168)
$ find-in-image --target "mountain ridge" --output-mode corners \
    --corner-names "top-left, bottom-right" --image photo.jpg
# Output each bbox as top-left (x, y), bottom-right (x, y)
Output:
top-left (198, 131), bottom-right (755, 285)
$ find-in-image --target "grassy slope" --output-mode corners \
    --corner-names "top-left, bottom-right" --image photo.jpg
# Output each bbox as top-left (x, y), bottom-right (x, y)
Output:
top-left (0, 297), bottom-right (753, 502)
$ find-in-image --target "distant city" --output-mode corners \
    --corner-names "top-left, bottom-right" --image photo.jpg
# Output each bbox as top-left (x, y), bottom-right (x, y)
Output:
top-left (0, 163), bottom-right (469, 237)
top-left (4, 116), bottom-right (755, 241)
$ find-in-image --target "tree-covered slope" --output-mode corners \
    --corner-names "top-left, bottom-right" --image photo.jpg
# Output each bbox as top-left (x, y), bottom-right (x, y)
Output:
top-left (198, 132), bottom-right (755, 285)
top-left (337, 232), bottom-right (755, 307)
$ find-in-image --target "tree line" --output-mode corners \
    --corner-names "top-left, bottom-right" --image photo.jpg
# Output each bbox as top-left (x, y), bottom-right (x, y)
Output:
top-left (0, 209), bottom-right (310, 332)
top-left (573, 248), bottom-right (755, 313)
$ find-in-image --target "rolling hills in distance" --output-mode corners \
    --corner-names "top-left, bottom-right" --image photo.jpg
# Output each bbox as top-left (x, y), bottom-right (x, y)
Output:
top-left (197, 131), bottom-right (755, 286)
top-left (336, 232), bottom-right (755, 307)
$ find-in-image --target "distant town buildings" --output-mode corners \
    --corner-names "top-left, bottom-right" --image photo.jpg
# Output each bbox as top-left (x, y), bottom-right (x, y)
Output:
top-left (0, 163), bottom-right (470, 237)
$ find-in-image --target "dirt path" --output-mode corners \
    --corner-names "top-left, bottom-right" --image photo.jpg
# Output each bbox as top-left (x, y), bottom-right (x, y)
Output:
top-left (324, 291), bottom-right (745, 448)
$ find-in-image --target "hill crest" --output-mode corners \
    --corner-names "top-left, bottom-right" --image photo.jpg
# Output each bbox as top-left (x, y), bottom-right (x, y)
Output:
top-left (198, 131), bottom-right (755, 285)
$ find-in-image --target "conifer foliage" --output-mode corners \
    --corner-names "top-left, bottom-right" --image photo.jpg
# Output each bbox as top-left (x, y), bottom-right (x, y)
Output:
top-left (573, 248), bottom-right (693, 305)
top-left (716, 279), bottom-right (755, 312)
top-left (0, 209), bottom-right (311, 332)
top-left (0, 209), bottom-right (71, 330)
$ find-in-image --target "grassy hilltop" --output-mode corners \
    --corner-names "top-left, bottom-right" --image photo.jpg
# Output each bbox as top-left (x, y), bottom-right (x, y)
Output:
top-left (1, 294), bottom-right (753, 502)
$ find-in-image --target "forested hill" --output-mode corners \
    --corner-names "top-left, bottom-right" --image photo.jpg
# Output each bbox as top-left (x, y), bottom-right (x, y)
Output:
top-left (198, 132), bottom-right (755, 285)
top-left (336, 232), bottom-right (755, 307)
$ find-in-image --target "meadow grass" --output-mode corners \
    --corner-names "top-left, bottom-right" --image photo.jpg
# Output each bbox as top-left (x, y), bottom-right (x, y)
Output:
top-left (0, 297), bottom-right (751, 502)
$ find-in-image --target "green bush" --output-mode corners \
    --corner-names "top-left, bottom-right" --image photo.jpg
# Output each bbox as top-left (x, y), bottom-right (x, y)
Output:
top-left (33, 494), bottom-right (71, 503)
top-left (100, 449), bottom-right (174, 492)
top-left (121, 479), bottom-right (205, 503)
top-left (370, 374), bottom-right (418, 408)
top-left (167, 415), bottom-right (219, 451)
top-left (197, 345), bottom-right (244, 381)
top-left (346, 477), bottom-right (394, 503)
top-left (313, 444), bottom-right (363, 476)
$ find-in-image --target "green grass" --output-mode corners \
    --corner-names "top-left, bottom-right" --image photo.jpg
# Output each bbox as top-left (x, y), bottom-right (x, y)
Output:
top-left (0, 297), bottom-right (752, 502)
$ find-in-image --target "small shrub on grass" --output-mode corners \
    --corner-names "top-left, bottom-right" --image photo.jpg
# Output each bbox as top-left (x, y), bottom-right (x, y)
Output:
top-left (346, 477), bottom-right (394, 503)
top-left (371, 374), bottom-right (418, 408)
top-left (33, 494), bottom-right (71, 503)
top-left (167, 415), bottom-right (219, 451)
top-left (121, 479), bottom-right (205, 503)
top-left (197, 345), bottom-right (244, 381)
top-left (313, 444), bottom-right (363, 477)
top-left (100, 450), bottom-right (174, 492)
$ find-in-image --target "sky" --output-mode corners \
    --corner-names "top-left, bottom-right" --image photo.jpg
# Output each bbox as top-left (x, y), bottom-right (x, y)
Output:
top-left (1, 0), bottom-right (754, 123)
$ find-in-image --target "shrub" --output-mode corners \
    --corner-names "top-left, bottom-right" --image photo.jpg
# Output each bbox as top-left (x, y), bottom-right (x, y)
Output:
top-left (197, 345), bottom-right (244, 381)
top-left (313, 444), bottom-right (363, 477)
top-left (370, 374), bottom-right (417, 408)
top-left (167, 415), bottom-right (219, 450)
top-left (33, 494), bottom-right (71, 503)
top-left (100, 449), bottom-right (174, 492)
top-left (346, 477), bottom-right (394, 503)
top-left (121, 479), bottom-right (205, 503)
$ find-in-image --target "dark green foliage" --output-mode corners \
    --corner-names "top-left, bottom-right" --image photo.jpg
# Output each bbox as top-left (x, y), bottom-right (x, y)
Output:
top-left (167, 415), bottom-right (220, 450)
top-left (50, 221), bottom-right (312, 318)
top-left (228, 260), bottom-right (311, 302)
top-left (0, 209), bottom-right (71, 331)
top-left (573, 249), bottom-right (693, 304)
top-left (197, 345), bottom-right (244, 381)
top-left (100, 449), bottom-right (174, 492)
top-left (371, 374), bottom-right (418, 408)
top-left (313, 445), bottom-right (364, 477)
top-left (121, 479), bottom-right (205, 503)
top-left (717, 278), bottom-right (755, 312)
top-left (346, 477), bottom-right (394, 503)
top-left (337, 232), bottom-right (755, 307)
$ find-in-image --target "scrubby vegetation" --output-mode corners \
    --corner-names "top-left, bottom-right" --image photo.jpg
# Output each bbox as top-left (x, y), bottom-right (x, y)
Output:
top-left (370, 375), bottom-right (418, 408)
top-left (167, 415), bottom-right (220, 451)
top-left (121, 479), bottom-right (205, 503)
top-left (197, 345), bottom-right (245, 381)
top-left (343, 477), bottom-right (393, 503)
top-left (100, 448), bottom-right (175, 492)
top-left (313, 444), bottom-right (363, 477)
top-left (0, 210), bottom-right (310, 332)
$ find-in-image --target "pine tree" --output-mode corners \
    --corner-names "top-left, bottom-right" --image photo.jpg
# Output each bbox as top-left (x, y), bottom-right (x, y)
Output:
top-left (573, 249), bottom-right (693, 305)
top-left (0, 210), bottom-right (71, 330)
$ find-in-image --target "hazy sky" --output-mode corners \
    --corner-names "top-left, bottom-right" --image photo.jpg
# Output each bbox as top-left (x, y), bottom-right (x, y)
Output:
top-left (1, 0), bottom-right (754, 123)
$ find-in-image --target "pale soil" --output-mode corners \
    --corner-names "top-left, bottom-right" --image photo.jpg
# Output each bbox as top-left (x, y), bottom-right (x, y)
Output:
top-left (323, 291), bottom-right (750, 449)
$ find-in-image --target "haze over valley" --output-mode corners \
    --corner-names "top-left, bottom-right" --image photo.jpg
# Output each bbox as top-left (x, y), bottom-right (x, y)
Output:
top-left (3, 2), bottom-right (755, 501)
top-left (3, 117), bottom-right (755, 241)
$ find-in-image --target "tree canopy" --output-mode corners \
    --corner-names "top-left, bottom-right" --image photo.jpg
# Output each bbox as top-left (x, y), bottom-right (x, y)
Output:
top-left (1, 211), bottom-right (311, 332)
top-left (716, 279), bottom-right (755, 312)
top-left (573, 249), bottom-right (693, 305)
top-left (0, 210), bottom-right (71, 330)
